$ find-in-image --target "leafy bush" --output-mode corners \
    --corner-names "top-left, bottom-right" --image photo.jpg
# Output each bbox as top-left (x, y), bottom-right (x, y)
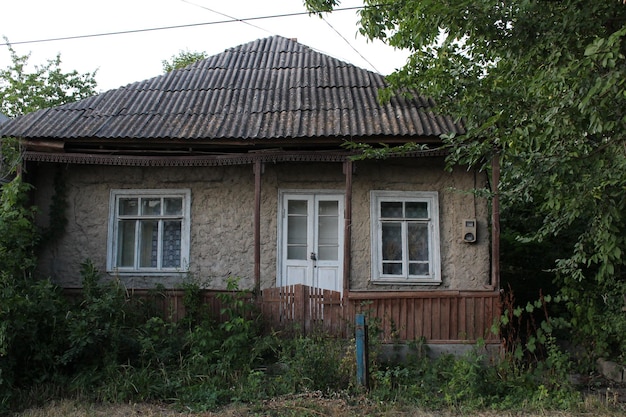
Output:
top-left (0, 177), bottom-right (39, 278)
top-left (62, 261), bottom-right (135, 371)
top-left (0, 277), bottom-right (68, 393)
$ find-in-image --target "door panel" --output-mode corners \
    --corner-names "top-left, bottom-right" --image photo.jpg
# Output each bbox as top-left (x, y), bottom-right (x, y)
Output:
top-left (316, 266), bottom-right (340, 292)
top-left (285, 265), bottom-right (307, 286)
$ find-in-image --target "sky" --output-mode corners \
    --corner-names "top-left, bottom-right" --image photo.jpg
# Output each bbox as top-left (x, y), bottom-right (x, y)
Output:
top-left (0, 0), bottom-right (411, 92)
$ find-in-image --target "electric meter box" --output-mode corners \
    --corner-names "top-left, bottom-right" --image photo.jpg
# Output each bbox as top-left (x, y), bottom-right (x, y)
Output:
top-left (462, 219), bottom-right (477, 243)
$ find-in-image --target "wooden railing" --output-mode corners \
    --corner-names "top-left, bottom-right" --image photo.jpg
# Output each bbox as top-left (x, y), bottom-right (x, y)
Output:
top-left (347, 290), bottom-right (501, 343)
top-left (260, 285), bottom-right (501, 343)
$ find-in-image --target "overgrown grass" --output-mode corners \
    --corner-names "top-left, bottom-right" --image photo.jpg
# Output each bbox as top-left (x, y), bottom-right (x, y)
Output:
top-left (13, 395), bottom-right (626, 417)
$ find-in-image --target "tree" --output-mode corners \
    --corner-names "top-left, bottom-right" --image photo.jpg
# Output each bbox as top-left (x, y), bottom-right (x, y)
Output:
top-left (0, 39), bottom-right (98, 118)
top-left (162, 49), bottom-right (208, 73)
top-left (0, 40), bottom-right (98, 178)
top-left (0, 44), bottom-right (98, 406)
top-left (306, 1), bottom-right (626, 359)
top-left (0, 39), bottom-right (97, 262)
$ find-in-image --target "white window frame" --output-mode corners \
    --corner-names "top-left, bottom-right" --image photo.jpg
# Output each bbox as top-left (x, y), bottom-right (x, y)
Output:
top-left (370, 190), bottom-right (441, 284)
top-left (107, 189), bottom-right (191, 275)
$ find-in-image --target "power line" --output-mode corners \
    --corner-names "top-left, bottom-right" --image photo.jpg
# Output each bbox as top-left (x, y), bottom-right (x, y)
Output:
top-left (321, 16), bottom-right (380, 73)
top-left (181, 0), bottom-right (275, 36)
top-left (179, 1), bottom-right (377, 73)
top-left (0, 6), bottom-right (364, 47)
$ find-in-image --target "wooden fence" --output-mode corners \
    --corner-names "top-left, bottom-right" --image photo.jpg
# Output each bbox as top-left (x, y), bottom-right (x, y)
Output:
top-left (64, 285), bottom-right (501, 343)
top-left (260, 285), bottom-right (345, 337)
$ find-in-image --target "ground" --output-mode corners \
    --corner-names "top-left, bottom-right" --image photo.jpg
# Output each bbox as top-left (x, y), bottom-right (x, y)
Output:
top-left (14, 391), bottom-right (626, 417)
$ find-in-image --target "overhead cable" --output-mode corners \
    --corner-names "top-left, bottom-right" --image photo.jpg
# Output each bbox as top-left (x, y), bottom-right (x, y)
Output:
top-left (0, 6), bottom-right (363, 47)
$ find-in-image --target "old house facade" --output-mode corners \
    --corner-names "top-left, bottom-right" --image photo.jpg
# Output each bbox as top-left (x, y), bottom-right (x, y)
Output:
top-left (0, 36), bottom-right (500, 345)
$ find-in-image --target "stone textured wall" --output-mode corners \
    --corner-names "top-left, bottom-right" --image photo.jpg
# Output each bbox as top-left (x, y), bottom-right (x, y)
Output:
top-left (31, 156), bottom-right (490, 291)
top-left (349, 158), bottom-right (490, 291)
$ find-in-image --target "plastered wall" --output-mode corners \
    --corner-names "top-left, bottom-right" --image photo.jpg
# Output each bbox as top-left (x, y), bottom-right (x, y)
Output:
top-left (30, 156), bottom-right (490, 291)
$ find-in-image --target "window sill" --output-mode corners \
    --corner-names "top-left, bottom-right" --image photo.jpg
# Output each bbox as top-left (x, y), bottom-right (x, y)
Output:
top-left (107, 269), bottom-right (188, 277)
top-left (371, 278), bottom-right (442, 285)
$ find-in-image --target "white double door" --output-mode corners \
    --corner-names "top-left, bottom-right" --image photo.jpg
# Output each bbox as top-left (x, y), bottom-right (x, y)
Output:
top-left (279, 192), bottom-right (344, 293)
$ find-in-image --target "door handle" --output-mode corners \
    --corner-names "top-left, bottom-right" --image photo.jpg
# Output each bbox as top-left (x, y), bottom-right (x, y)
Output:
top-left (310, 252), bottom-right (317, 261)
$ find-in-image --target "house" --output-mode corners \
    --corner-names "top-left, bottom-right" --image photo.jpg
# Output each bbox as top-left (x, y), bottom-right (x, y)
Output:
top-left (0, 36), bottom-right (500, 347)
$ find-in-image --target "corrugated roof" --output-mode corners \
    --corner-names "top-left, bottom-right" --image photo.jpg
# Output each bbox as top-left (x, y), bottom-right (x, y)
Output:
top-left (0, 36), bottom-right (464, 142)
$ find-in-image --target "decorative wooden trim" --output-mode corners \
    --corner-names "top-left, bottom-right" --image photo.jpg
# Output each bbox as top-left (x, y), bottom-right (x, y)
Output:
top-left (23, 148), bottom-right (449, 167)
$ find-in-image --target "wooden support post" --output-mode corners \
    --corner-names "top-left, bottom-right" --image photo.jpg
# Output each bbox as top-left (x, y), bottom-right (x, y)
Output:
top-left (254, 159), bottom-right (262, 293)
top-left (491, 154), bottom-right (501, 290)
top-left (343, 160), bottom-right (353, 295)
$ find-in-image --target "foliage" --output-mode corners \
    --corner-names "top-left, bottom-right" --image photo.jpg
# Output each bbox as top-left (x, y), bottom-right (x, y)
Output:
top-left (0, 177), bottom-right (39, 278)
top-left (272, 335), bottom-right (350, 394)
top-left (162, 49), bottom-right (208, 73)
top-left (0, 38), bottom-right (98, 118)
top-left (305, 0), bottom-right (626, 361)
top-left (0, 47), bottom-right (98, 411)
top-left (60, 261), bottom-right (135, 370)
top-left (39, 166), bottom-right (68, 246)
top-left (0, 177), bottom-right (67, 411)
top-left (368, 340), bottom-right (579, 411)
top-left (0, 277), bottom-right (68, 408)
top-left (0, 137), bottom-right (21, 183)
top-left (1, 269), bottom-right (605, 415)
top-left (495, 288), bottom-right (577, 407)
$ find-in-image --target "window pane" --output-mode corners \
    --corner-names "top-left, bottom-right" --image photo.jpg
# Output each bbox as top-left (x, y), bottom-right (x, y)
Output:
top-left (288, 200), bottom-right (307, 215)
top-left (139, 220), bottom-right (158, 268)
top-left (164, 198), bottom-right (183, 215)
top-left (382, 222), bottom-right (402, 261)
top-left (318, 200), bottom-right (338, 216)
top-left (406, 202), bottom-right (428, 218)
top-left (288, 246), bottom-right (307, 260)
top-left (409, 263), bottom-right (429, 275)
top-left (117, 220), bottom-right (136, 267)
top-left (381, 201), bottom-right (402, 218)
top-left (318, 214), bottom-right (338, 245)
top-left (141, 198), bottom-right (161, 216)
top-left (383, 262), bottom-right (402, 275)
top-left (318, 245), bottom-right (338, 261)
top-left (408, 223), bottom-right (429, 261)
top-left (119, 198), bottom-right (138, 216)
top-left (318, 206), bottom-right (339, 260)
top-left (162, 220), bottom-right (182, 268)
top-left (287, 206), bottom-right (307, 260)
top-left (288, 216), bottom-right (307, 245)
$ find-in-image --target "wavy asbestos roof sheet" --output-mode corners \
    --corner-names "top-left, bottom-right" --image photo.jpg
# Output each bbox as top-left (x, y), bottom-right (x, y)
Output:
top-left (0, 36), bottom-right (464, 142)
